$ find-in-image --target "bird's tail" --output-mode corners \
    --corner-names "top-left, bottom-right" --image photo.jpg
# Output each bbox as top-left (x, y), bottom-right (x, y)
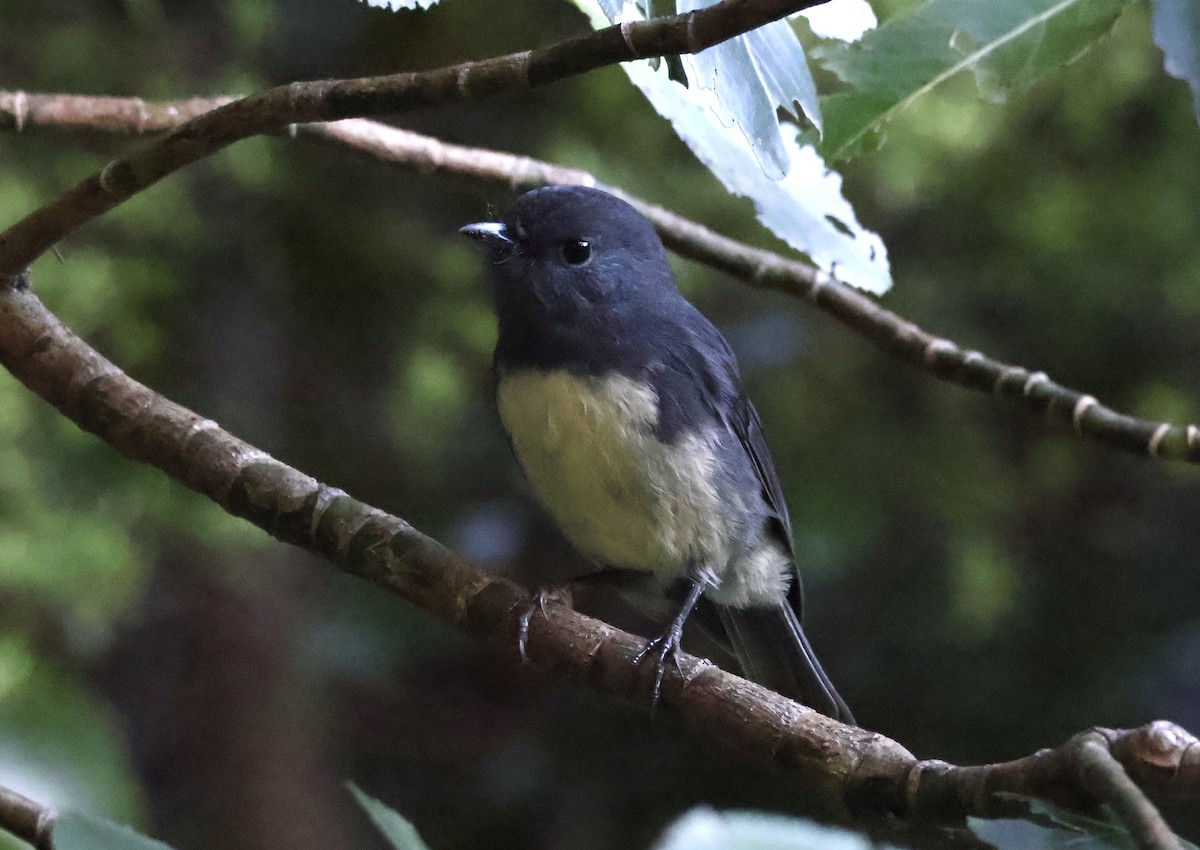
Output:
top-left (717, 601), bottom-right (855, 726)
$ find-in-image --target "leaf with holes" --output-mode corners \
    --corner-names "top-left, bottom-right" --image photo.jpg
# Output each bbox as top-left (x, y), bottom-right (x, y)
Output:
top-left (569, 0), bottom-right (890, 293)
top-left (677, 0), bottom-right (821, 179)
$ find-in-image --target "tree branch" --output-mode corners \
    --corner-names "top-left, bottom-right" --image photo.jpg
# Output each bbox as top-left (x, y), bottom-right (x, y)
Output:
top-left (909, 726), bottom-right (1197, 849)
top-left (0, 267), bottom-right (901, 816)
top-left (0, 785), bottom-right (53, 850)
top-left (0, 264), bottom-right (1195, 845)
top-left (3, 101), bottom-right (1197, 844)
top-left (0, 41), bottom-right (1197, 843)
top-left (0, 90), bottom-right (235, 134)
top-left (5, 91), bottom-right (1196, 465)
top-left (302, 120), bottom-right (1200, 464)
top-left (0, 0), bottom-right (825, 275)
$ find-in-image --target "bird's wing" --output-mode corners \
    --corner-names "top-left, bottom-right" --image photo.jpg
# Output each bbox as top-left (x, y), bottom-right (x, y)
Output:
top-left (684, 319), bottom-right (804, 617)
top-left (676, 315), bottom-right (793, 545)
top-left (728, 391), bottom-right (806, 619)
top-left (729, 392), bottom-right (795, 558)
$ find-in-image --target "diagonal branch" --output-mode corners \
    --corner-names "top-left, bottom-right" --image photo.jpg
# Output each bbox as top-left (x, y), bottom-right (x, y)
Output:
top-left (0, 785), bottom-right (52, 850)
top-left (4, 91), bottom-right (1196, 465)
top-left (0, 0), bottom-right (824, 275)
top-left (909, 725), bottom-right (1198, 849)
top-left (1073, 733), bottom-right (1185, 850)
top-left (0, 269), bottom-right (911, 819)
top-left (0, 262), bottom-right (1197, 845)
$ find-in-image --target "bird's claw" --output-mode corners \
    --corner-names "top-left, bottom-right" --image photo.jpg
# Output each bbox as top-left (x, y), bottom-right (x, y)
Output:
top-left (515, 585), bottom-right (572, 664)
top-left (633, 623), bottom-right (685, 712)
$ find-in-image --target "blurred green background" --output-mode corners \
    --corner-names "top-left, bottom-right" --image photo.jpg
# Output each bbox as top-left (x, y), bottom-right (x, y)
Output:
top-left (1, 1), bottom-right (1199, 847)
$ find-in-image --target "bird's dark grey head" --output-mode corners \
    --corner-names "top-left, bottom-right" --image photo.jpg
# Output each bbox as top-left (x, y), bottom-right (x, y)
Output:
top-left (459, 186), bottom-right (675, 319)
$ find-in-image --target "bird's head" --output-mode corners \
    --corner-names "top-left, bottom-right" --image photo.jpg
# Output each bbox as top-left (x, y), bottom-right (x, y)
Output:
top-left (460, 185), bottom-right (675, 319)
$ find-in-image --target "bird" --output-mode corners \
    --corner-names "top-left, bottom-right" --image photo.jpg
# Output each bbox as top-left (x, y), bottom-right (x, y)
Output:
top-left (459, 185), bottom-right (854, 725)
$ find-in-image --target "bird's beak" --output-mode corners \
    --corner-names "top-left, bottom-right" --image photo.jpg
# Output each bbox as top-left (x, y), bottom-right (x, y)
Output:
top-left (458, 221), bottom-right (513, 257)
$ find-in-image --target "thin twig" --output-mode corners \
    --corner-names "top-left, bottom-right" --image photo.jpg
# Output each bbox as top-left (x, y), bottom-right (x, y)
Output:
top-left (0, 91), bottom-right (234, 134)
top-left (0, 0), bottom-right (824, 275)
top-left (1070, 733), bottom-right (1183, 850)
top-left (0, 785), bottom-right (53, 850)
top-left (904, 725), bottom-right (1199, 850)
top-left (303, 120), bottom-right (1200, 464)
top-left (2, 98), bottom-right (1198, 465)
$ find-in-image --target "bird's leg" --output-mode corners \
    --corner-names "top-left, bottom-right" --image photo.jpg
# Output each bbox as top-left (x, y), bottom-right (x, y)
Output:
top-left (633, 576), bottom-right (706, 710)
top-left (515, 568), bottom-right (634, 663)
top-left (516, 586), bottom-right (568, 664)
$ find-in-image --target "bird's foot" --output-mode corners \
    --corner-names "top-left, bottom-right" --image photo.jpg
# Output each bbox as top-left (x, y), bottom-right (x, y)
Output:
top-left (515, 585), bottom-right (573, 664)
top-left (632, 576), bottom-right (706, 713)
top-left (633, 621), bottom-right (686, 712)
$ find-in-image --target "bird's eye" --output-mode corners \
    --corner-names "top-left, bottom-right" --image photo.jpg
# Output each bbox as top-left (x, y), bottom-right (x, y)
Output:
top-left (560, 239), bottom-right (592, 266)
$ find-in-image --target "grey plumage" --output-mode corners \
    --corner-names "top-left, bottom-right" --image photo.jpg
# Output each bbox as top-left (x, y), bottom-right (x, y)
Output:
top-left (461, 186), bottom-right (854, 724)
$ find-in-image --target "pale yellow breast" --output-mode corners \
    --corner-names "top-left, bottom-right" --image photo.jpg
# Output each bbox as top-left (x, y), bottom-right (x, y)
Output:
top-left (496, 369), bottom-right (730, 574)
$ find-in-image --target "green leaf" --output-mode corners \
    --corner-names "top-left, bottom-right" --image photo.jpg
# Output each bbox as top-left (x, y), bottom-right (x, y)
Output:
top-left (1025, 796), bottom-right (1136, 846)
top-left (1028, 798), bottom-right (1200, 850)
top-left (970, 795), bottom-right (1199, 850)
top-left (52, 812), bottom-right (176, 850)
top-left (813, 0), bottom-right (1132, 161)
top-left (741, 21), bottom-right (822, 132)
top-left (348, 783), bottom-right (433, 850)
top-left (968, 815), bottom-right (1107, 849)
top-left (593, 1), bottom-right (823, 178)
top-left (1152, 0), bottom-right (1200, 124)
top-left (654, 808), bottom-right (900, 850)
top-left (0, 653), bottom-right (146, 824)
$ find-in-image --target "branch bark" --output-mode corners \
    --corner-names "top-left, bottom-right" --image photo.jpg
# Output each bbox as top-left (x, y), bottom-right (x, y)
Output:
top-left (3, 92), bottom-right (1197, 465)
top-left (0, 785), bottom-right (52, 850)
top-left (0, 268), bottom-right (1195, 847)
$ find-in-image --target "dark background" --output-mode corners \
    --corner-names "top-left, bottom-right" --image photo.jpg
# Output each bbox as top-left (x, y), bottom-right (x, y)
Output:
top-left (1, 1), bottom-right (1198, 848)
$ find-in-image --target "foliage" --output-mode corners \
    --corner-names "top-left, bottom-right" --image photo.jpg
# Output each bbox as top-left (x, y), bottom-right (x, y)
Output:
top-left (654, 808), bottom-right (900, 849)
top-left (53, 813), bottom-right (176, 850)
top-left (0, 0), bottom-right (1198, 848)
top-left (349, 796), bottom-right (905, 850)
top-left (1151, 0), bottom-right (1200, 121)
top-left (971, 797), bottom-right (1200, 850)
top-left (565, 0), bottom-right (1176, 294)
top-left (676, 0), bottom-right (822, 170)
top-left (812, 0), bottom-right (1133, 160)
top-left (349, 784), bottom-right (433, 850)
top-left (0, 648), bottom-right (144, 829)
top-left (574, 0), bottom-right (892, 293)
